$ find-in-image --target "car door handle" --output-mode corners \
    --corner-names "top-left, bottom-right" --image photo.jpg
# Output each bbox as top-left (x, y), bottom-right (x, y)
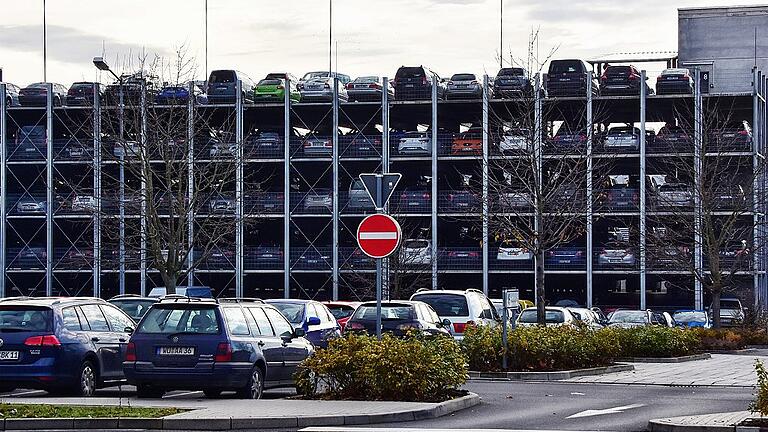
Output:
top-left (119, 338), bottom-right (127, 342)
top-left (91, 337), bottom-right (100, 342)
top-left (257, 341), bottom-right (265, 347)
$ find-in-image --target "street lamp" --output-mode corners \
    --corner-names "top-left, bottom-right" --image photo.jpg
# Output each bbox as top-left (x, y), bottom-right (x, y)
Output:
top-left (92, 57), bottom-right (120, 81)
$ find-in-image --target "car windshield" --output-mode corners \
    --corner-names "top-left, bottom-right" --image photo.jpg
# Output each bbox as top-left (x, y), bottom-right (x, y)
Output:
top-left (327, 305), bottom-right (355, 319)
top-left (354, 305), bottom-right (414, 320)
top-left (451, 74), bottom-right (476, 81)
top-left (351, 180), bottom-right (365, 190)
top-left (209, 70), bottom-right (236, 83)
top-left (304, 72), bottom-right (330, 80)
top-left (720, 300), bottom-right (742, 309)
top-left (498, 68), bottom-right (524, 77)
top-left (673, 311), bottom-right (707, 323)
top-left (136, 306), bottom-right (219, 334)
top-left (269, 302), bottom-right (305, 324)
top-left (413, 294), bottom-right (469, 317)
top-left (355, 76), bottom-right (378, 83)
top-left (0, 307), bottom-right (52, 332)
top-left (112, 300), bottom-right (156, 320)
top-left (258, 79), bottom-right (281, 86)
top-left (396, 67), bottom-right (425, 79)
top-left (609, 310), bottom-right (648, 324)
top-left (609, 127), bottom-right (636, 135)
top-left (518, 309), bottom-right (565, 323)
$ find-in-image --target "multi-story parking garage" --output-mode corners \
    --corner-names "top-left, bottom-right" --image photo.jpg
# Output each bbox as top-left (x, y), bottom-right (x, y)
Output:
top-left (0, 61), bottom-right (767, 311)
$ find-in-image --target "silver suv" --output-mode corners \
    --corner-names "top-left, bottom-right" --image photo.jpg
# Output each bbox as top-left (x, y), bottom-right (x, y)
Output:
top-left (410, 289), bottom-right (501, 340)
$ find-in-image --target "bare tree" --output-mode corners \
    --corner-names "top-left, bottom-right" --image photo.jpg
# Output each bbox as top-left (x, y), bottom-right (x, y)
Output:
top-left (646, 98), bottom-right (764, 327)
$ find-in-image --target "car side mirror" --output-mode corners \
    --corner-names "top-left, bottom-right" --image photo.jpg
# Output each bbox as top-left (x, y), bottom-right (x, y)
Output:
top-left (293, 328), bottom-right (306, 338)
top-left (442, 318), bottom-right (452, 328)
top-left (124, 326), bottom-right (134, 334)
top-left (306, 317), bottom-right (321, 326)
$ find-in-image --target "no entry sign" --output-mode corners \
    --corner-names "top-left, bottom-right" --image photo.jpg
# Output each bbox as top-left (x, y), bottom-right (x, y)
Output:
top-left (357, 214), bottom-right (402, 259)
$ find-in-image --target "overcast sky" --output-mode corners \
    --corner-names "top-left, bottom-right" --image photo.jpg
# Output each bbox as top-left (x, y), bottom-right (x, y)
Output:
top-left (0, 0), bottom-right (764, 86)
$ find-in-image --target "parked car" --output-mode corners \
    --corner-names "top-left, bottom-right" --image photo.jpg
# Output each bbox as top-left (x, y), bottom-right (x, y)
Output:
top-left (545, 59), bottom-right (598, 97)
top-left (3, 83), bottom-right (21, 106)
top-left (451, 126), bottom-right (482, 155)
top-left (108, 294), bottom-right (158, 322)
top-left (713, 297), bottom-right (745, 327)
top-left (652, 245), bottom-right (691, 268)
top-left (12, 246), bottom-right (47, 269)
top-left (398, 132), bottom-right (431, 155)
top-left (493, 67), bottom-right (532, 98)
top-left (410, 289), bottom-right (500, 340)
top-left (496, 190), bottom-right (533, 210)
top-left (601, 176), bottom-right (638, 209)
top-left (393, 66), bottom-right (445, 100)
top-left (16, 197), bottom-right (47, 214)
top-left (253, 78), bottom-right (301, 103)
top-left (496, 243), bottom-right (532, 262)
top-left (295, 249), bottom-right (331, 269)
top-left (711, 121), bottom-right (752, 149)
top-left (250, 245), bottom-right (283, 267)
top-left (208, 195), bottom-right (235, 213)
top-left (0, 297), bottom-right (135, 396)
top-left (206, 70), bottom-right (256, 104)
top-left (498, 129), bottom-right (531, 153)
top-left (397, 189), bottom-right (430, 211)
top-left (604, 125), bottom-right (641, 151)
top-left (599, 65), bottom-right (652, 95)
top-left (345, 129), bottom-right (381, 156)
top-left (14, 125), bottom-right (46, 155)
top-left (673, 310), bottom-right (711, 328)
top-left (400, 239), bottom-right (432, 266)
top-left (146, 286), bottom-right (213, 298)
top-left (598, 247), bottom-right (637, 267)
top-left (302, 189), bottom-right (332, 211)
top-left (346, 76), bottom-right (393, 102)
top-left (347, 179), bottom-right (374, 212)
top-left (323, 302), bottom-right (361, 331)
top-left (19, 82), bottom-right (68, 106)
top-left (302, 134), bottom-right (333, 156)
top-left (265, 300), bottom-right (341, 348)
top-left (345, 301), bottom-right (450, 337)
top-left (445, 73), bottom-right (482, 99)
top-left (607, 309), bottom-right (654, 328)
top-left (60, 248), bottom-right (94, 267)
top-left (516, 307), bottom-right (577, 327)
top-left (155, 84), bottom-right (208, 105)
top-left (297, 72), bottom-right (350, 102)
top-left (446, 189), bottom-right (479, 211)
top-left (66, 82), bottom-right (103, 106)
top-left (548, 125), bottom-right (587, 150)
top-left (546, 247), bottom-right (586, 267)
top-left (124, 297), bottom-right (313, 398)
top-left (264, 72), bottom-right (299, 82)
top-left (444, 248), bottom-right (481, 266)
top-left (656, 68), bottom-right (693, 95)
top-left (651, 181), bottom-right (693, 207)
top-left (654, 125), bottom-right (691, 149)
top-left (104, 72), bottom-right (160, 104)
top-left (71, 195), bottom-right (97, 213)
top-left (567, 307), bottom-right (605, 329)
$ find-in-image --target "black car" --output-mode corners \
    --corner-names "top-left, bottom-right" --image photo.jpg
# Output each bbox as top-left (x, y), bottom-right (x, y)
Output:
top-left (599, 65), bottom-right (652, 96)
top-left (0, 297), bottom-right (135, 396)
top-left (493, 67), bottom-right (532, 98)
top-left (19, 82), bottom-right (68, 106)
top-left (393, 66), bottom-right (446, 100)
top-left (545, 59), bottom-right (598, 97)
top-left (654, 125), bottom-right (691, 151)
top-left (104, 72), bottom-right (160, 105)
top-left (656, 68), bottom-right (694, 95)
top-left (3, 83), bottom-right (21, 106)
top-left (710, 121), bottom-right (752, 150)
top-left (207, 70), bottom-right (256, 104)
top-left (66, 82), bottom-right (104, 106)
top-left (249, 246), bottom-right (283, 269)
top-left (344, 301), bottom-right (451, 337)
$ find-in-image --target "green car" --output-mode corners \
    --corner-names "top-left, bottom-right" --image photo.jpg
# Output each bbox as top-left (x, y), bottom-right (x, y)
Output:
top-left (254, 78), bottom-right (301, 103)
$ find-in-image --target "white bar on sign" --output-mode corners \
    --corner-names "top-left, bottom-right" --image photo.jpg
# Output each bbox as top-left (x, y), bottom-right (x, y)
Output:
top-left (359, 232), bottom-right (397, 240)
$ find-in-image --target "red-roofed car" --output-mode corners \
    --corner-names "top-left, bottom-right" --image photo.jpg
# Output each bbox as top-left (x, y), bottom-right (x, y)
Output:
top-left (323, 302), bottom-right (361, 331)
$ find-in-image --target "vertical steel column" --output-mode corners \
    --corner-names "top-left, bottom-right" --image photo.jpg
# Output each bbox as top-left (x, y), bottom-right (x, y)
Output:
top-left (283, 78), bottom-right (291, 299)
top-left (139, 83), bottom-right (148, 296)
top-left (482, 75), bottom-right (490, 296)
top-left (753, 69), bottom-right (760, 305)
top-left (187, 82), bottom-right (195, 288)
top-left (431, 76), bottom-right (438, 290)
top-left (534, 74), bottom-right (543, 303)
top-left (0, 84), bottom-right (6, 298)
top-left (639, 70), bottom-right (647, 310)
top-left (235, 80), bottom-right (244, 298)
top-left (92, 84), bottom-right (101, 298)
top-left (118, 85), bottom-right (126, 295)
top-left (46, 83), bottom-right (53, 296)
top-left (586, 73), bottom-right (594, 307)
top-left (382, 77), bottom-right (390, 299)
top-left (332, 77), bottom-right (340, 300)
top-left (693, 68), bottom-right (704, 310)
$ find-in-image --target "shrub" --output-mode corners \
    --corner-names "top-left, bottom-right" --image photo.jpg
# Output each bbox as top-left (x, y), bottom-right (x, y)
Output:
top-left (751, 360), bottom-right (768, 416)
top-left (689, 328), bottom-right (747, 351)
top-left (608, 326), bottom-right (700, 358)
top-left (294, 333), bottom-right (467, 402)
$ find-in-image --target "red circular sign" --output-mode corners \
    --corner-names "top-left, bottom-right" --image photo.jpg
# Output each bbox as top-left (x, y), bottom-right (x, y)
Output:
top-left (357, 214), bottom-right (402, 259)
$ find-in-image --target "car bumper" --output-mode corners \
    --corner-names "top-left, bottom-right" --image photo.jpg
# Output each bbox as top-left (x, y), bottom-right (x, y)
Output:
top-left (0, 358), bottom-right (76, 388)
top-left (123, 361), bottom-right (253, 389)
top-left (600, 84), bottom-right (639, 95)
top-left (348, 89), bottom-right (383, 101)
top-left (446, 88), bottom-right (482, 99)
top-left (207, 95), bottom-right (236, 104)
top-left (18, 96), bottom-right (48, 106)
top-left (66, 96), bottom-right (92, 106)
top-left (397, 146), bottom-right (430, 154)
top-left (254, 93), bottom-right (283, 102)
top-left (493, 86), bottom-right (527, 98)
top-left (300, 90), bottom-right (335, 101)
top-left (656, 82), bottom-right (692, 94)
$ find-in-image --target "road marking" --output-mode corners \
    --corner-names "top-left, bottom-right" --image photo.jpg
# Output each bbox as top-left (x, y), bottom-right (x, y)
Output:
top-left (359, 232), bottom-right (398, 240)
top-left (162, 390), bottom-right (203, 399)
top-left (566, 403), bottom-right (645, 419)
top-left (302, 429), bottom-right (612, 432)
top-left (4, 390), bottom-right (46, 397)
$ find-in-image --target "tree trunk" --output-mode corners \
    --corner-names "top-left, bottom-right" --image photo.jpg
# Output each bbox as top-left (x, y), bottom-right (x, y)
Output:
top-left (536, 249), bottom-right (546, 325)
top-left (161, 271), bottom-right (177, 296)
top-left (711, 288), bottom-right (722, 329)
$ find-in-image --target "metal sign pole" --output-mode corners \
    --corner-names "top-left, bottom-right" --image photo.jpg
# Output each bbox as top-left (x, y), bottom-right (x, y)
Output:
top-left (376, 177), bottom-right (383, 340)
top-left (502, 294), bottom-right (508, 370)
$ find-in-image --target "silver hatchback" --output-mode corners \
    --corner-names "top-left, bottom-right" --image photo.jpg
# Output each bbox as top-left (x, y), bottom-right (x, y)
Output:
top-left (446, 73), bottom-right (482, 100)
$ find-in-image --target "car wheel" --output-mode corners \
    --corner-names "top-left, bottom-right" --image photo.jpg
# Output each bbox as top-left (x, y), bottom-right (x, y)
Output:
top-left (77, 360), bottom-right (97, 397)
top-left (203, 389), bottom-right (222, 398)
top-left (236, 367), bottom-right (263, 399)
top-left (136, 384), bottom-right (165, 399)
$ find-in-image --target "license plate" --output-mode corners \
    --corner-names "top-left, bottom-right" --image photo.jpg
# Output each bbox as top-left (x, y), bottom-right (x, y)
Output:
top-left (409, 202), bottom-right (419, 206)
top-left (405, 84), bottom-right (414, 88)
top-left (0, 351), bottom-right (20, 360)
top-left (217, 86), bottom-right (227, 91)
top-left (263, 254), bottom-right (273, 258)
top-left (158, 346), bottom-right (195, 356)
top-left (559, 78), bottom-right (569, 82)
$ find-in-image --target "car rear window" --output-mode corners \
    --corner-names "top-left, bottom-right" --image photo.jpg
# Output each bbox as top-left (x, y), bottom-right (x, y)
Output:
top-left (498, 68), bottom-right (524, 76)
top-left (0, 307), bottom-right (52, 332)
top-left (395, 67), bottom-right (426, 79)
top-left (327, 305), bottom-right (355, 319)
top-left (258, 79), bottom-right (281, 86)
top-left (720, 300), bottom-right (742, 309)
top-left (518, 309), bottom-right (565, 323)
top-left (673, 311), bottom-right (707, 323)
top-left (549, 60), bottom-right (584, 74)
top-left (451, 74), bottom-right (476, 81)
top-left (354, 305), bottom-right (414, 320)
top-left (606, 66), bottom-right (632, 74)
top-left (412, 294), bottom-right (469, 317)
top-left (137, 306), bottom-right (220, 334)
top-left (659, 184), bottom-right (688, 191)
top-left (609, 310), bottom-right (648, 324)
top-left (269, 302), bottom-right (304, 324)
top-left (209, 70), bottom-right (236, 83)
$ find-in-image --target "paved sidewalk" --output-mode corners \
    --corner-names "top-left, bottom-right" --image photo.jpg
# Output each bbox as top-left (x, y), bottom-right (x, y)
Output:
top-left (648, 411), bottom-right (751, 432)
top-left (567, 354), bottom-right (765, 387)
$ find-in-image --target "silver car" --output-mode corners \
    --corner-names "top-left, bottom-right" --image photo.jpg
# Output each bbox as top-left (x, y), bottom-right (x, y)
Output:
top-left (72, 195), bottom-right (97, 212)
top-left (303, 136), bottom-right (333, 156)
top-left (347, 179), bottom-right (373, 211)
top-left (604, 126), bottom-right (640, 151)
top-left (498, 129), bottom-right (530, 153)
top-left (347, 76), bottom-right (394, 102)
top-left (598, 248), bottom-right (637, 267)
top-left (400, 239), bottom-right (432, 266)
top-left (655, 183), bottom-right (693, 207)
top-left (209, 196), bottom-right (235, 213)
top-left (398, 132), bottom-right (431, 155)
top-left (17, 198), bottom-right (47, 214)
top-left (445, 73), bottom-right (482, 100)
top-left (303, 189), bottom-right (332, 211)
top-left (298, 72), bottom-right (350, 102)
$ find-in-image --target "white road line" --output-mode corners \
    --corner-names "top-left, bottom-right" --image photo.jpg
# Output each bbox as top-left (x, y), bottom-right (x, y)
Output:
top-left (566, 403), bottom-right (645, 419)
top-left (162, 390), bottom-right (203, 399)
top-left (5, 390), bottom-right (46, 397)
top-left (359, 232), bottom-right (397, 240)
top-left (302, 428), bottom-right (613, 432)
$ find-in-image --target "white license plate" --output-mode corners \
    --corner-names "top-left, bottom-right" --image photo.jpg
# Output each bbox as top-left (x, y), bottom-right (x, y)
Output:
top-left (158, 346), bottom-right (195, 356)
top-left (0, 351), bottom-right (19, 360)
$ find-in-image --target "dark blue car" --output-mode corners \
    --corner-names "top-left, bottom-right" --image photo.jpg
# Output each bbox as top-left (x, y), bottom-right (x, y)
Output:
top-left (124, 297), bottom-right (312, 399)
top-left (673, 310), bottom-right (711, 329)
top-left (545, 247), bottom-right (587, 268)
top-left (0, 297), bottom-right (135, 396)
top-left (155, 85), bottom-right (208, 105)
top-left (265, 299), bottom-right (341, 348)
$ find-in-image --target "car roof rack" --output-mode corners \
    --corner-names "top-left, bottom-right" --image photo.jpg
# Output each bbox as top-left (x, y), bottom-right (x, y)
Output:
top-left (109, 294), bottom-right (142, 300)
top-left (217, 297), bottom-right (265, 304)
top-left (158, 296), bottom-right (214, 303)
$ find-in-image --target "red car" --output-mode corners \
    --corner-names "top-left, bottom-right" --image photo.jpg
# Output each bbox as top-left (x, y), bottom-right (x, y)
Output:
top-left (323, 301), bottom-right (362, 331)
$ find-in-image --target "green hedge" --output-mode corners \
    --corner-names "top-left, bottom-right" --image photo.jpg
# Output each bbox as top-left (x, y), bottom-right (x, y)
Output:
top-left (294, 333), bottom-right (467, 402)
top-left (605, 326), bottom-right (700, 358)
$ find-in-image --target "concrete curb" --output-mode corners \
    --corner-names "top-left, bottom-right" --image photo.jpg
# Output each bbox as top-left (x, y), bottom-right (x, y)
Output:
top-left (618, 353), bottom-right (712, 363)
top-left (0, 393), bottom-right (481, 431)
top-left (467, 363), bottom-right (633, 381)
top-left (648, 411), bottom-right (753, 432)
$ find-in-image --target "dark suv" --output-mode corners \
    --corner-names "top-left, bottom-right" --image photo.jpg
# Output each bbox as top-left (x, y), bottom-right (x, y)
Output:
top-left (206, 70), bottom-right (256, 104)
top-left (393, 66), bottom-right (446, 100)
top-left (0, 297), bottom-right (135, 396)
top-left (599, 65), bottom-right (651, 96)
top-left (66, 82), bottom-right (104, 106)
top-left (493, 67), bottom-right (532, 98)
top-left (123, 297), bottom-right (313, 399)
top-left (546, 59), bottom-right (598, 97)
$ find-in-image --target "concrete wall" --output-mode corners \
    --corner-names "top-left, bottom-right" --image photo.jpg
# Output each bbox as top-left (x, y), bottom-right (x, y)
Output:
top-left (678, 5), bottom-right (768, 94)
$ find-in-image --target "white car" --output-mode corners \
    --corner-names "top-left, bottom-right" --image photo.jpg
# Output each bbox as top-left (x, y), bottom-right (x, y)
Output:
top-left (400, 239), bottom-right (432, 266)
top-left (498, 130), bottom-right (530, 153)
top-left (72, 195), bottom-right (97, 212)
top-left (410, 289), bottom-right (501, 340)
top-left (398, 132), bottom-right (431, 155)
top-left (113, 141), bottom-right (141, 158)
top-left (516, 306), bottom-right (577, 327)
top-left (209, 142), bottom-right (237, 157)
top-left (567, 307), bottom-right (604, 329)
top-left (497, 245), bottom-right (532, 261)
